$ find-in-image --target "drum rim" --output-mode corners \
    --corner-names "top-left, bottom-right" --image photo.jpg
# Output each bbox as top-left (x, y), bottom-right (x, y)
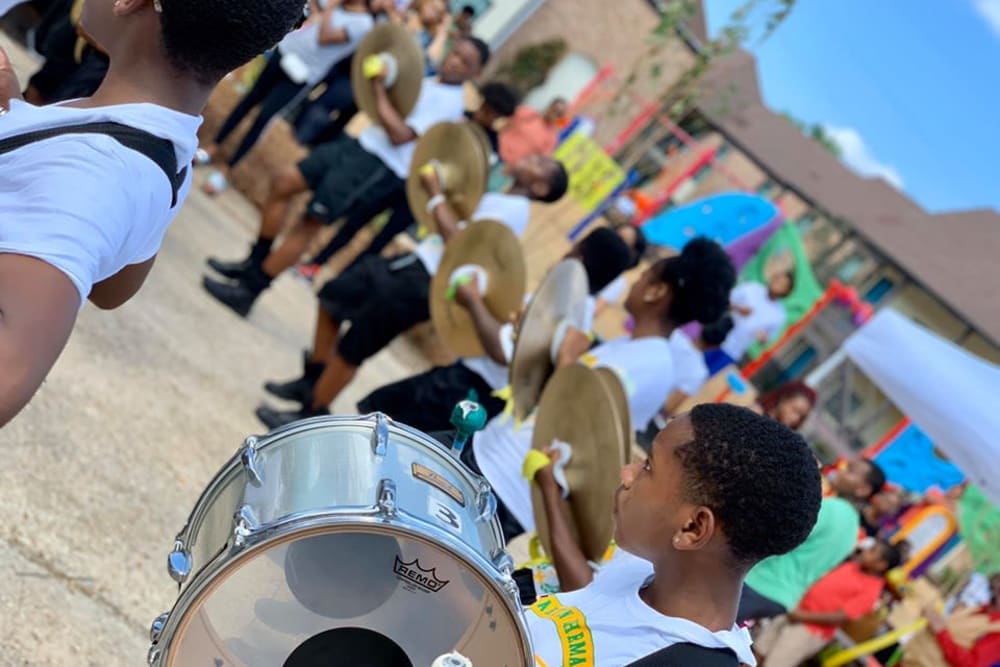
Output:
top-left (149, 514), bottom-right (533, 667)
top-left (171, 414), bottom-right (504, 586)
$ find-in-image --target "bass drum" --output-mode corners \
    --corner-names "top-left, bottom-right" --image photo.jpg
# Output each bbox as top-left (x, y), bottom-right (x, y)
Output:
top-left (148, 414), bottom-right (532, 666)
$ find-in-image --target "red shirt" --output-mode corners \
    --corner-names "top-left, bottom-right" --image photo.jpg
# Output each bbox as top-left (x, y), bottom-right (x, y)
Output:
top-left (935, 609), bottom-right (1000, 667)
top-left (798, 561), bottom-right (885, 640)
top-left (498, 106), bottom-right (559, 165)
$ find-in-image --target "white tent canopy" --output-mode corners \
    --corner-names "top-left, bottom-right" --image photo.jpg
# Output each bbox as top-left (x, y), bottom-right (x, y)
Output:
top-left (844, 309), bottom-right (1000, 506)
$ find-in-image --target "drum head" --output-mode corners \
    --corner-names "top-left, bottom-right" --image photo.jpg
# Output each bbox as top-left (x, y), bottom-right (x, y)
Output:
top-left (163, 524), bottom-right (529, 666)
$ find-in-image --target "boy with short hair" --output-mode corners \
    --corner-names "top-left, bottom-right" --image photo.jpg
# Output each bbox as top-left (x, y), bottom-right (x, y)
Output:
top-left (526, 404), bottom-right (823, 666)
top-left (753, 539), bottom-right (903, 667)
top-left (0, 0), bottom-right (305, 427)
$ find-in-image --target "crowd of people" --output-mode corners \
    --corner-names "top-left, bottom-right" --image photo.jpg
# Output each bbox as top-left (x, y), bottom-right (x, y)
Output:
top-left (1, 1), bottom-right (996, 665)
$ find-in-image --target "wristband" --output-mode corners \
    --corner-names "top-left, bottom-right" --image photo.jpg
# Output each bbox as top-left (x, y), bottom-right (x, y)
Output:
top-left (425, 193), bottom-right (447, 214)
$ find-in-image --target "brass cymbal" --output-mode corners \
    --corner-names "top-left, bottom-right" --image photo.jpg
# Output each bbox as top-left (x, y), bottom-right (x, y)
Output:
top-left (430, 220), bottom-right (527, 358)
top-left (351, 23), bottom-right (425, 127)
top-left (508, 259), bottom-right (590, 422)
top-left (407, 122), bottom-right (489, 235)
top-left (530, 364), bottom-right (627, 563)
top-left (593, 367), bottom-right (634, 464)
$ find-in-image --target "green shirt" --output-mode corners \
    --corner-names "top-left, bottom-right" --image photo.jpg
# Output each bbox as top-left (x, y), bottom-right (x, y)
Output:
top-left (744, 496), bottom-right (860, 610)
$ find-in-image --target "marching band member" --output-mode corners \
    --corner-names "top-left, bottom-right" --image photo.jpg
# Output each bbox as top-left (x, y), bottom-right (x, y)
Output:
top-left (525, 404), bottom-right (823, 666)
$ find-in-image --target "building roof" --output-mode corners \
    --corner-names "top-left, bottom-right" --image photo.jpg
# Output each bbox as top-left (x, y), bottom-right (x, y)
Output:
top-left (694, 50), bottom-right (1000, 343)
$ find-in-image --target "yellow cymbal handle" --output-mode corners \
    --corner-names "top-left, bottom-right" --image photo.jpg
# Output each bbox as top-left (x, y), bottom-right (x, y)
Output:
top-left (362, 54), bottom-right (385, 79)
top-left (522, 449), bottom-right (552, 482)
top-left (820, 619), bottom-right (927, 667)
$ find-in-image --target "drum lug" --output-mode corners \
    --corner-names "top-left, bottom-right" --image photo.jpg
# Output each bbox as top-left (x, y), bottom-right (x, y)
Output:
top-left (240, 435), bottom-right (264, 487)
top-left (475, 481), bottom-right (496, 522)
top-left (149, 611), bottom-right (169, 643)
top-left (376, 478), bottom-right (397, 516)
top-left (147, 645), bottom-right (161, 666)
top-left (167, 539), bottom-right (192, 585)
top-left (233, 504), bottom-right (261, 548)
top-left (371, 413), bottom-right (390, 456)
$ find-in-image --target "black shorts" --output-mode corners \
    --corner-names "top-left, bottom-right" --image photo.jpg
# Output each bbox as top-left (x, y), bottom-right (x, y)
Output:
top-left (358, 362), bottom-right (507, 433)
top-left (318, 254), bottom-right (431, 367)
top-left (297, 136), bottom-right (404, 224)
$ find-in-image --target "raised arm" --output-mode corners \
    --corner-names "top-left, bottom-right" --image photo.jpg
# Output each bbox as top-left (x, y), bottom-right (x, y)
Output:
top-left (318, 0), bottom-right (352, 45)
top-left (455, 281), bottom-right (507, 364)
top-left (371, 74), bottom-right (417, 146)
top-left (534, 457), bottom-right (595, 591)
top-left (0, 254), bottom-right (81, 427)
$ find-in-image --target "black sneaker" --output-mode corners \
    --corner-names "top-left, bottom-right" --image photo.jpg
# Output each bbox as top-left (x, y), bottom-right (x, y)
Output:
top-left (202, 275), bottom-right (261, 317)
top-left (264, 353), bottom-right (325, 404)
top-left (255, 403), bottom-right (330, 431)
top-left (206, 256), bottom-right (254, 280)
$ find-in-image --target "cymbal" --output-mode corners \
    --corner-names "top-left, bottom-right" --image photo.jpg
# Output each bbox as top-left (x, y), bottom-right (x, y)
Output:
top-left (407, 122), bottom-right (489, 235)
top-left (352, 23), bottom-right (425, 127)
top-left (508, 260), bottom-right (590, 422)
top-left (593, 367), bottom-right (633, 464)
top-left (430, 220), bottom-right (527, 358)
top-left (530, 364), bottom-right (627, 563)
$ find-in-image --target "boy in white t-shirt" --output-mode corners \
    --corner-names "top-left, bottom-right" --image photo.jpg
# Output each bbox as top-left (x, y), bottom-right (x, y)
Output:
top-left (202, 35), bottom-right (490, 317)
top-left (253, 151), bottom-right (569, 429)
top-left (0, 0), bottom-right (305, 427)
top-left (525, 404), bottom-right (823, 666)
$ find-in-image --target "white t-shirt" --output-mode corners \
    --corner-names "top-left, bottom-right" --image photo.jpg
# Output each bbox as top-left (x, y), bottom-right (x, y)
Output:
top-left (721, 281), bottom-right (786, 360)
top-left (0, 100), bottom-right (200, 302)
top-left (278, 8), bottom-right (374, 85)
top-left (526, 548), bottom-right (756, 666)
top-left (668, 330), bottom-right (709, 397)
top-left (414, 191), bottom-right (531, 275)
top-left (358, 78), bottom-right (466, 178)
top-left (597, 274), bottom-right (627, 305)
top-left (473, 335), bottom-right (675, 532)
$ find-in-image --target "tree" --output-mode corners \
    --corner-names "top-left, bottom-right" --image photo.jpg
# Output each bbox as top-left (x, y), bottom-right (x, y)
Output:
top-left (781, 112), bottom-right (843, 157)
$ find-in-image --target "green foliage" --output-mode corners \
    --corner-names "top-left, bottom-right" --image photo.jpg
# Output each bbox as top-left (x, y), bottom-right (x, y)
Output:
top-left (493, 38), bottom-right (568, 94)
top-left (781, 111), bottom-right (843, 157)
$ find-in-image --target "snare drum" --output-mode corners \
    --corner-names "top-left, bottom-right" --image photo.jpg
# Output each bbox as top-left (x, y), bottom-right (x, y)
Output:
top-left (147, 414), bottom-right (532, 666)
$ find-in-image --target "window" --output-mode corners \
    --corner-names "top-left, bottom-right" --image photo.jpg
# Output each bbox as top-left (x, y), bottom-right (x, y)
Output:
top-left (691, 162), bottom-right (713, 183)
top-left (756, 178), bottom-right (779, 197)
top-left (834, 253), bottom-right (866, 282)
top-left (864, 276), bottom-right (895, 303)
top-left (715, 141), bottom-right (731, 160)
top-left (796, 213), bottom-right (816, 233)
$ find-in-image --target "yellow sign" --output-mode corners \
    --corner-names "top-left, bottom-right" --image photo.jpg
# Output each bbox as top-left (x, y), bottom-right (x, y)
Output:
top-left (553, 132), bottom-right (626, 214)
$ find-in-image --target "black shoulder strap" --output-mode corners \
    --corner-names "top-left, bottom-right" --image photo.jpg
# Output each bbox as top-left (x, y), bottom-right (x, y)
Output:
top-left (625, 642), bottom-right (740, 667)
top-left (0, 121), bottom-right (186, 207)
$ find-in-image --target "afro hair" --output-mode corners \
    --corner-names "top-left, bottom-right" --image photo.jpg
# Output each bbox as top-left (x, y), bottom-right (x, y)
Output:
top-left (159, 0), bottom-right (305, 85)
top-left (654, 237), bottom-right (736, 325)
top-left (679, 403), bottom-right (822, 566)
top-left (577, 227), bottom-right (633, 294)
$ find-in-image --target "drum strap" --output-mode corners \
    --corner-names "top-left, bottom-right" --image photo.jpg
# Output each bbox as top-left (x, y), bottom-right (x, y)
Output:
top-left (624, 642), bottom-right (739, 667)
top-left (0, 121), bottom-right (185, 207)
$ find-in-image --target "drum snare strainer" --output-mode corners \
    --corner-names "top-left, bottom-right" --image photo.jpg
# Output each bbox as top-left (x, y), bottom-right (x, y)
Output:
top-left (148, 414), bottom-right (532, 666)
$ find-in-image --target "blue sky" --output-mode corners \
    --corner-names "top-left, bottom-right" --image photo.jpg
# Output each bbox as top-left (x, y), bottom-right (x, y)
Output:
top-left (702, 0), bottom-right (1000, 214)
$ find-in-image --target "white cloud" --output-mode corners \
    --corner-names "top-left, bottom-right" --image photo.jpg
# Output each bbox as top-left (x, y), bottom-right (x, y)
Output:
top-left (823, 125), bottom-right (905, 190)
top-left (973, 0), bottom-right (1000, 37)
